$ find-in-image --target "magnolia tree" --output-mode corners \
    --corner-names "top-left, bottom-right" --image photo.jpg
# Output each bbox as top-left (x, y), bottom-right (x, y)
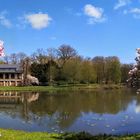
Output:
top-left (26, 75), bottom-right (39, 85)
top-left (0, 40), bottom-right (5, 57)
top-left (127, 48), bottom-right (140, 87)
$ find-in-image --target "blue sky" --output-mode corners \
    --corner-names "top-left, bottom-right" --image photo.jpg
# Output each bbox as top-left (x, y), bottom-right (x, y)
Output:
top-left (0, 0), bottom-right (140, 63)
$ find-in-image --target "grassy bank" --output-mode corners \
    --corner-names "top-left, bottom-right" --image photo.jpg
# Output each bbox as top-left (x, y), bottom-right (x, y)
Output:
top-left (0, 129), bottom-right (139, 140)
top-left (0, 129), bottom-right (59, 140)
top-left (0, 84), bottom-right (125, 92)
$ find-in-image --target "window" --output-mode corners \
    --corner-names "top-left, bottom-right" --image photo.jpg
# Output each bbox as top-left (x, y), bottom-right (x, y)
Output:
top-left (11, 74), bottom-right (15, 79)
top-left (5, 74), bottom-right (9, 79)
top-left (0, 74), bottom-right (3, 79)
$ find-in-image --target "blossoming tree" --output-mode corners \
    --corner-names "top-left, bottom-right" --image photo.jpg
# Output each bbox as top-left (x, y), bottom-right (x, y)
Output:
top-left (127, 48), bottom-right (140, 87)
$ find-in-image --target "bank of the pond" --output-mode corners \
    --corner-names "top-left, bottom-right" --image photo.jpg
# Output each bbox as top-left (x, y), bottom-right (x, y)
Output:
top-left (0, 129), bottom-right (139, 140)
top-left (0, 129), bottom-right (59, 140)
top-left (0, 84), bottom-right (125, 92)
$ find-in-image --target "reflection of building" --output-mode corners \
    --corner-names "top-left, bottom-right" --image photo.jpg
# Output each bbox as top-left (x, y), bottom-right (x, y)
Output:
top-left (0, 92), bottom-right (39, 104)
top-left (0, 92), bottom-right (21, 104)
top-left (0, 64), bottom-right (23, 86)
top-left (0, 92), bottom-right (39, 121)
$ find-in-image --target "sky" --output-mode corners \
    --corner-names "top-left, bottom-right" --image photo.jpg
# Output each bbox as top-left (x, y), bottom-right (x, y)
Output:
top-left (0, 0), bottom-right (140, 63)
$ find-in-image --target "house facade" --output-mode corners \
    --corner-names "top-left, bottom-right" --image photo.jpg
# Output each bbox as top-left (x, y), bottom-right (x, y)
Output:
top-left (0, 64), bottom-right (23, 86)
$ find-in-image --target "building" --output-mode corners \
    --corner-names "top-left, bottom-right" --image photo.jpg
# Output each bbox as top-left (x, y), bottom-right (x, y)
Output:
top-left (0, 64), bottom-right (23, 86)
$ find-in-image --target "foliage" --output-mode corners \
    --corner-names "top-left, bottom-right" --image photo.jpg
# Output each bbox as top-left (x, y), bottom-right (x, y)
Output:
top-left (30, 63), bottom-right (48, 83)
top-left (2, 44), bottom-right (131, 85)
top-left (105, 57), bottom-right (121, 84)
top-left (127, 48), bottom-right (140, 88)
top-left (81, 59), bottom-right (96, 84)
top-left (121, 64), bottom-right (133, 83)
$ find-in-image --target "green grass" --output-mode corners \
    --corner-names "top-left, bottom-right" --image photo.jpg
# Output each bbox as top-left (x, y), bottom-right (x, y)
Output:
top-left (0, 84), bottom-right (125, 92)
top-left (60, 132), bottom-right (140, 140)
top-left (0, 129), bottom-right (60, 140)
top-left (0, 129), bottom-right (139, 140)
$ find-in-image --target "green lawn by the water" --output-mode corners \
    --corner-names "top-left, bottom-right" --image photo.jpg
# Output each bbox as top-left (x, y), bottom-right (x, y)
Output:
top-left (0, 129), bottom-right (59, 140)
top-left (0, 129), bottom-right (139, 140)
top-left (0, 84), bottom-right (124, 92)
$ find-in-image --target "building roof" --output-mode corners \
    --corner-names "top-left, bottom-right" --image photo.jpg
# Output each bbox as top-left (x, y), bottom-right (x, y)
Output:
top-left (0, 64), bottom-right (23, 73)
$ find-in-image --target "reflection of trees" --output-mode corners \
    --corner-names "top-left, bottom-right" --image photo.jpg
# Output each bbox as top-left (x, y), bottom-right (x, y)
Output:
top-left (0, 89), bottom-right (136, 129)
top-left (133, 92), bottom-right (140, 113)
top-left (20, 92), bottom-right (39, 121)
top-left (0, 92), bottom-right (39, 121)
top-left (28, 89), bottom-right (134, 128)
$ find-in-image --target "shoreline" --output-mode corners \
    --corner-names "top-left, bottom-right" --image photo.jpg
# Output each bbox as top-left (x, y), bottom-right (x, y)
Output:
top-left (0, 129), bottom-right (139, 140)
top-left (0, 84), bottom-right (126, 92)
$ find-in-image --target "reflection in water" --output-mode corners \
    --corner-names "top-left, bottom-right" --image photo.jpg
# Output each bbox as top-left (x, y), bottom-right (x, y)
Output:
top-left (0, 91), bottom-right (39, 104)
top-left (0, 92), bottom-right (39, 122)
top-left (0, 89), bottom-right (140, 134)
top-left (135, 105), bottom-right (140, 113)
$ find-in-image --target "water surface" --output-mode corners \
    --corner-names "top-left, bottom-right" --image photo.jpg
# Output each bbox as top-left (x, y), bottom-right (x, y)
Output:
top-left (0, 89), bottom-right (139, 135)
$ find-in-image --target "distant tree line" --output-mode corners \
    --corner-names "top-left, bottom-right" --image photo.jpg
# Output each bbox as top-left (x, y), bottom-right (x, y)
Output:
top-left (1, 45), bottom-right (133, 85)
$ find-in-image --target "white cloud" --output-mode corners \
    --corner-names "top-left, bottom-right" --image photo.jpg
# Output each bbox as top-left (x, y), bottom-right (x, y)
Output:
top-left (84, 4), bottom-right (106, 24)
top-left (129, 8), bottom-right (140, 14)
top-left (0, 11), bottom-right (12, 28)
top-left (84, 4), bottom-right (103, 19)
top-left (124, 8), bottom-right (140, 18)
top-left (24, 12), bottom-right (52, 30)
top-left (114, 0), bottom-right (131, 10)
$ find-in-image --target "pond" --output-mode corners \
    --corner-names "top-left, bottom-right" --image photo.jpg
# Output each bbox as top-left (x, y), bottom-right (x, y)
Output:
top-left (0, 88), bottom-right (139, 135)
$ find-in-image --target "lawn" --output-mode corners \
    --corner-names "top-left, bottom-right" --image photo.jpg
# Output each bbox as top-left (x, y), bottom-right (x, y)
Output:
top-left (0, 129), bottom-right (139, 140)
top-left (0, 84), bottom-right (125, 92)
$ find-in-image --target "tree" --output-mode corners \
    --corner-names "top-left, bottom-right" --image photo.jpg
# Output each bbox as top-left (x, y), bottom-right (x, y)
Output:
top-left (46, 48), bottom-right (58, 85)
top-left (17, 52), bottom-right (27, 64)
top-left (105, 56), bottom-right (121, 84)
top-left (10, 53), bottom-right (18, 64)
top-left (22, 57), bottom-right (31, 85)
top-left (56, 44), bottom-right (77, 81)
top-left (4, 52), bottom-right (27, 65)
top-left (30, 63), bottom-right (48, 84)
top-left (61, 57), bottom-right (81, 84)
top-left (80, 59), bottom-right (96, 84)
top-left (31, 48), bottom-right (47, 64)
top-left (92, 57), bottom-right (105, 84)
top-left (121, 64), bottom-right (133, 83)
top-left (57, 44), bottom-right (77, 67)
top-left (127, 48), bottom-right (140, 87)
top-left (3, 55), bottom-right (10, 64)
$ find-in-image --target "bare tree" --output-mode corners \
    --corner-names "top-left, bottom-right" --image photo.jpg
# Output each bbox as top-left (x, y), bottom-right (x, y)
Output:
top-left (10, 53), bottom-right (18, 64)
top-left (3, 55), bottom-right (10, 64)
top-left (57, 44), bottom-right (77, 67)
top-left (47, 48), bottom-right (57, 60)
top-left (17, 52), bottom-right (27, 64)
top-left (31, 48), bottom-right (47, 64)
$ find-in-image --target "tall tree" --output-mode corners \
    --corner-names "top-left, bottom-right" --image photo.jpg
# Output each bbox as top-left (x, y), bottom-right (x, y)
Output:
top-left (105, 56), bottom-right (121, 84)
top-left (92, 57), bottom-right (105, 84)
top-left (127, 48), bottom-right (140, 88)
top-left (121, 64), bottom-right (133, 83)
top-left (61, 57), bottom-right (81, 84)
top-left (31, 48), bottom-right (47, 64)
top-left (30, 63), bottom-right (48, 84)
top-left (56, 44), bottom-right (77, 81)
top-left (80, 59), bottom-right (96, 84)
top-left (57, 44), bottom-right (77, 67)
top-left (10, 53), bottom-right (18, 64)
